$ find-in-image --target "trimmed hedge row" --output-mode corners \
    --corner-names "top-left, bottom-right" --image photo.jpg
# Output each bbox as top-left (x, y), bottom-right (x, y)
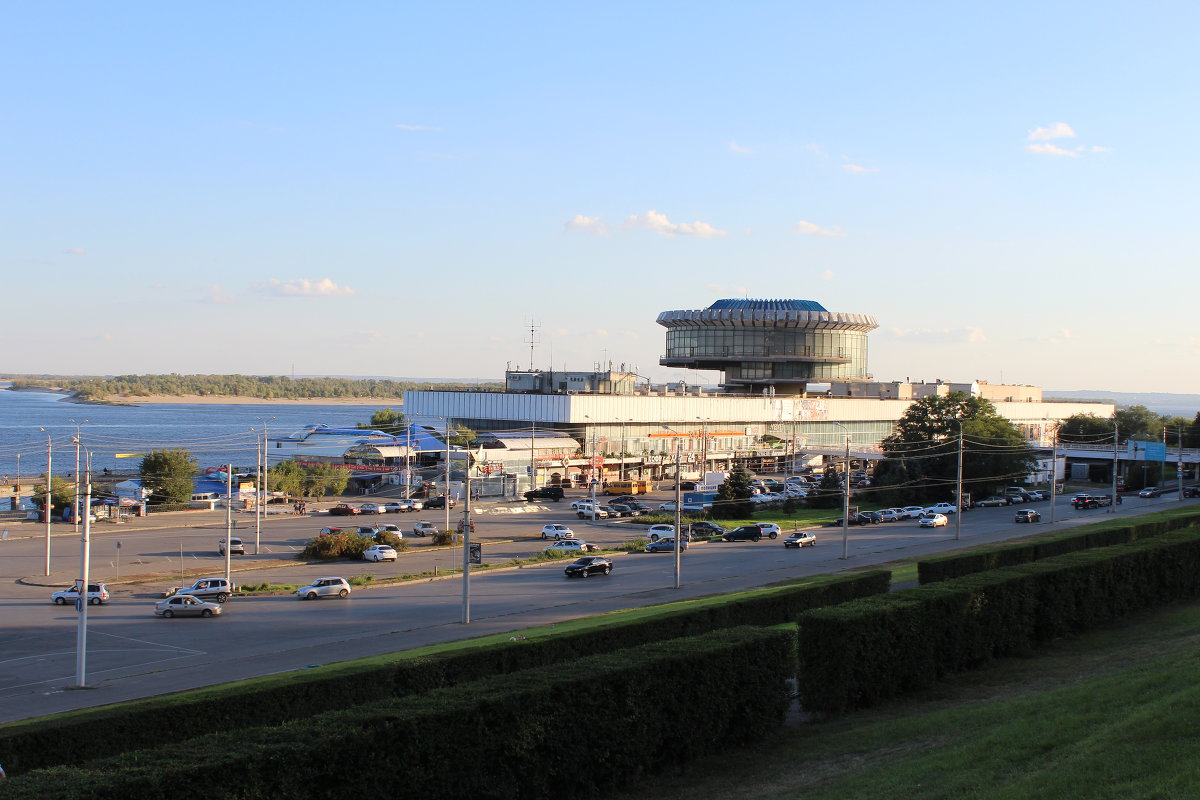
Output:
top-left (1, 626), bottom-right (797, 799)
top-left (917, 506), bottom-right (1200, 584)
top-left (798, 529), bottom-right (1200, 715)
top-left (0, 570), bottom-right (887, 773)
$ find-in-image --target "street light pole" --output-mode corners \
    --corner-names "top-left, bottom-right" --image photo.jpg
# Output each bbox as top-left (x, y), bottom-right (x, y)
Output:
top-left (673, 435), bottom-right (682, 589)
top-left (833, 422), bottom-right (850, 559)
top-left (461, 466), bottom-right (472, 624)
top-left (954, 420), bottom-right (964, 541)
top-left (253, 429), bottom-right (262, 555)
top-left (1111, 422), bottom-right (1119, 513)
top-left (69, 419), bottom-right (88, 533)
top-left (224, 464), bottom-right (233, 589)
top-left (41, 429), bottom-right (52, 576)
top-left (74, 453), bottom-right (93, 687)
top-left (1049, 423), bottom-right (1059, 524)
top-left (444, 420), bottom-right (454, 534)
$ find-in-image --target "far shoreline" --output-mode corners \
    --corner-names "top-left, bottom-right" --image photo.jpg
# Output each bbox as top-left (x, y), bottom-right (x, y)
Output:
top-left (105, 393), bottom-right (407, 406)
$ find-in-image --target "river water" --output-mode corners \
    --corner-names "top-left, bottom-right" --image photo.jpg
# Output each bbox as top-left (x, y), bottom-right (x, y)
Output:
top-left (0, 387), bottom-right (389, 477)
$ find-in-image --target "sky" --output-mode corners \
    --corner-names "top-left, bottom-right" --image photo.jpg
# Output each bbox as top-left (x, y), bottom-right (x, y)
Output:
top-left (5, 2), bottom-right (1198, 393)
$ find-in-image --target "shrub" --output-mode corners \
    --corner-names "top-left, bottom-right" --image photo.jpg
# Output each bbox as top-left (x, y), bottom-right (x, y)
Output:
top-left (300, 533), bottom-right (374, 560)
top-left (374, 530), bottom-right (407, 549)
top-left (430, 530), bottom-right (460, 546)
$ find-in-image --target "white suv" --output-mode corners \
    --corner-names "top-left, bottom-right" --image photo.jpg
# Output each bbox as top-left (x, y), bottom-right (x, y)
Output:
top-left (541, 524), bottom-right (576, 539)
top-left (172, 577), bottom-right (235, 604)
top-left (296, 577), bottom-right (351, 600)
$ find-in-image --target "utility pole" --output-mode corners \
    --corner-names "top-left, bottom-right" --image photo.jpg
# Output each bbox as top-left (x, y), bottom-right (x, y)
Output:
top-left (224, 464), bottom-right (233, 589)
top-left (1049, 423), bottom-right (1059, 524)
top-left (673, 436), bottom-right (682, 589)
top-left (41, 430), bottom-right (52, 576)
top-left (444, 420), bottom-right (453, 534)
top-left (954, 421), bottom-right (964, 541)
top-left (74, 454), bottom-right (92, 687)
top-left (253, 430), bottom-right (262, 555)
top-left (842, 433), bottom-right (851, 559)
top-left (1178, 425), bottom-right (1185, 503)
top-left (461, 467), bottom-right (472, 624)
top-left (1110, 422), bottom-right (1119, 513)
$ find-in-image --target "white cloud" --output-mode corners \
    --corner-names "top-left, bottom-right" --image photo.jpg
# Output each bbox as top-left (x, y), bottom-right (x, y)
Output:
top-left (842, 163), bottom-right (878, 174)
top-left (564, 214), bottom-right (610, 236)
top-left (1088, 145), bottom-right (1113, 153)
top-left (396, 123), bottom-right (443, 131)
top-left (888, 327), bottom-right (987, 343)
top-left (623, 210), bottom-right (727, 238)
top-left (254, 278), bottom-right (356, 297)
top-left (593, 328), bottom-right (610, 337)
top-left (707, 283), bottom-right (725, 293)
top-left (201, 284), bottom-right (235, 305)
top-left (1025, 142), bottom-right (1079, 157)
top-left (821, 269), bottom-right (834, 281)
top-left (1028, 122), bottom-right (1076, 141)
top-left (728, 140), bottom-right (752, 154)
top-left (793, 220), bottom-right (847, 238)
top-left (65, 247), bottom-right (86, 255)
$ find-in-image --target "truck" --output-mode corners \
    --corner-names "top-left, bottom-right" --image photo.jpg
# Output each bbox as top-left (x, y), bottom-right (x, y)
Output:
top-left (683, 491), bottom-right (718, 509)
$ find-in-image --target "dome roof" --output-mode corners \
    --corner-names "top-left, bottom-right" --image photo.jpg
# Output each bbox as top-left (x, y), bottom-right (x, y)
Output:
top-left (707, 298), bottom-right (828, 312)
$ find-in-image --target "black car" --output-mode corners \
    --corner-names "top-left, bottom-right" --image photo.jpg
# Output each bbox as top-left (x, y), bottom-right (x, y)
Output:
top-left (564, 556), bottom-right (613, 578)
top-left (424, 495), bottom-right (458, 510)
top-left (524, 486), bottom-right (565, 502)
top-left (607, 503), bottom-right (637, 517)
top-left (1014, 509), bottom-right (1041, 523)
top-left (831, 513), bottom-right (876, 526)
top-left (687, 521), bottom-right (729, 537)
top-left (1184, 487), bottom-right (1200, 498)
top-left (859, 511), bottom-right (884, 524)
top-left (723, 525), bottom-right (773, 542)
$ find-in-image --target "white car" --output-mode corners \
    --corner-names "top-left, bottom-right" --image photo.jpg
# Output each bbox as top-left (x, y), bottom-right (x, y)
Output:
top-left (51, 581), bottom-right (110, 606)
top-left (756, 523), bottom-right (782, 537)
top-left (899, 506), bottom-right (925, 519)
top-left (377, 523), bottom-right (404, 536)
top-left (218, 537), bottom-right (245, 555)
top-left (876, 509), bottom-right (900, 523)
top-left (296, 577), bottom-right (352, 600)
top-left (541, 524), bottom-right (576, 540)
top-left (646, 524), bottom-right (677, 542)
top-left (783, 532), bottom-right (817, 548)
top-left (919, 513), bottom-right (949, 528)
top-left (358, 503), bottom-right (387, 515)
top-left (783, 484), bottom-right (809, 497)
top-left (924, 503), bottom-right (957, 516)
top-left (544, 540), bottom-right (597, 553)
top-left (154, 595), bottom-right (221, 618)
top-left (412, 521), bottom-right (439, 536)
top-left (574, 503), bottom-right (609, 519)
top-left (363, 544), bottom-right (398, 562)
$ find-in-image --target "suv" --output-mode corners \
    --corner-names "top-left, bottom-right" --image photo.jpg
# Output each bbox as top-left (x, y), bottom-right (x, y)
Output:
top-left (541, 524), bottom-right (576, 540)
top-left (723, 525), bottom-right (776, 542)
top-left (296, 577), bottom-right (351, 600)
top-left (687, 521), bottom-right (729, 537)
top-left (424, 496), bottom-right (458, 510)
top-left (574, 502), bottom-right (609, 519)
top-left (1072, 494), bottom-right (1112, 509)
top-left (218, 537), bottom-right (245, 555)
top-left (51, 582), bottom-right (110, 606)
top-left (172, 577), bottom-right (235, 604)
top-left (525, 486), bottom-right (565, 502)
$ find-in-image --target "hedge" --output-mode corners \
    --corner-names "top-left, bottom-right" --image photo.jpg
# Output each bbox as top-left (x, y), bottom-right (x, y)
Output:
top-left (0, 626), bottom-right (797, 799)
top-left (0, 570), bottom-right (886, 773)
top-left (917, 506), bottom-right (1200, 584)
top-left (798, 529), bottom-right (1200, 715)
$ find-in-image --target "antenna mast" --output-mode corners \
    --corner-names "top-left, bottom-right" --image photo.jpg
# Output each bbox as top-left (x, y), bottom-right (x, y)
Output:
top-left (526, 319), bottom-right (541, 371)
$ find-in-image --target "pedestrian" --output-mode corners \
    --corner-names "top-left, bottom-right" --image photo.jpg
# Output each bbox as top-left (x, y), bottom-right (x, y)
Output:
top-left (0, 762), bottom-right (6, 779)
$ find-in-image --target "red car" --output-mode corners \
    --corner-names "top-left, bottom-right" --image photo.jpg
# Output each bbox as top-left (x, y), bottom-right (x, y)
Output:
top-left (328, 504), bottom-right (360, 516)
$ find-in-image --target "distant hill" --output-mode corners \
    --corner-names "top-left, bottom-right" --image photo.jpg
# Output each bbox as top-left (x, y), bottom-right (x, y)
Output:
top-left (1047, 389), bottom-right (1200, 417)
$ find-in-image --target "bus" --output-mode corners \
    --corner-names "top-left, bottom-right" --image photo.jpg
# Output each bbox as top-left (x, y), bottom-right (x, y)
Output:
top-left (604, 479), bottom-right (651, 496)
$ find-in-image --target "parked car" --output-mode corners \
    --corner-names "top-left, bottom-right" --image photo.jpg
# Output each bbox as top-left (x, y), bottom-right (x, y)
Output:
top-left (1014, 509), bottom-right (1041, 523)
top-left (646, 524), bottom-right (677, 542)
top-left (170, 577), bottom-right (235, 603)
top-left (525, 486), bottom-right (565, 502)
top-left (328, 504), bottom-right (360, 516)
top-left (1184, 486), bottom-right (1200, 498)
top-left (544, 539), bottom-right (598, 554)
top-left (218, 537), bottom-right (245, 555)
top-left (412, 521), bottom-right (439, 536)
top-left (607, 503), bottom-right (638, 517)
top-left (296, 577), bottom-right (351, 600)
top-left (1138, 487), bottom-right (1163, 498)
top-left (424, 495), bottom-right (457, 510)
top-left (831, 513), bottom-right (876, 526)
top-left (924, 503), bottom-right (957, 516)
top-left (381, 502), bottom-right (407, 513)
top-left (620, 500), bottom-right (652, 515)
top-left (1072, 494), bottom-right (1112, 509)
top-left (319, 526), bottom-right (347, 536)
top-left (645, 538), bottom-right (687, 553)
top-left (860, 511), bottom-right (884, 524)
top-left (657, 501), bottom-right (707, 513)
top-left (919, 514), bottom-right (949, 528)
top-left (723, 525), bottom-right (776, 542)
top-left (564, 556), bottom-right (613, 577)
top-left (154, 595), bottom-right (222, 618)
top-left (358, 503), bottom-right (387, 515)
top-left (363, 544), bottom-right (398, 562)
top-left (406, 498), bottom-right (425, 511)
top-left (783, 532), bottom-right (817, 548)
top-left (575, 503), bottom-right (610, 519)
top-left (541, 524), bottom-right (576, 540)
top-left (899, 506), bottom-right (925, 519)
top-left (687, 521), bottom-right (729, 537)
top-left (876, 509), bottom-right (900, 523)
top-left (377, 523), bottom-right (404, 536)
top-left (51, 581), bottom-right (110, 606)
top-left (975, 496), bottom-right (1009, 508)
top-left (352, 526), bottom-right (381, 537)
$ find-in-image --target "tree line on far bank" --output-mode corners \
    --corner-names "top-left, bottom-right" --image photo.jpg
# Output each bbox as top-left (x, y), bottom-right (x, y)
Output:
top-left (7, 374), bottom-right (502, 401)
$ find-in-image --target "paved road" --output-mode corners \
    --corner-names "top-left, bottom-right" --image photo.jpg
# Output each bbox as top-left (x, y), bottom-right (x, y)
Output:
top-left (0, 488), bottom-right (1190, 723)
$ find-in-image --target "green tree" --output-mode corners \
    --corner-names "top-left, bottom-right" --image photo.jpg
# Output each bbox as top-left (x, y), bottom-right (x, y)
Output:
top-left (304, 463), bottom-right (351, 498)
top-left (873, 392), bottom-right (1036, 506)
top-left (139, 449), bottom-right (199, 504)
top-left (808, 469), bottom-right (845, 509)
top-left (712, 462), bottom-right (755, 519)
top-left (1057, 413), bottom-right (1113, 442)
top-left (269, 460), bottom-right (305, 500)
top-left (359, 407), bottom-right (406, 435)
top-left (31, 476), bottom-right (74, 511)
top-left (1114, 405), bottom-right (1166, 443)
top-left (448, 425), bottom-right (478, 447)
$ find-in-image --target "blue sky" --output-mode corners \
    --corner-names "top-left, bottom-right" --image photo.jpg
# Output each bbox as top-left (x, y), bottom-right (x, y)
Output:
top-left (5, 2), bottom-right (1197, 393)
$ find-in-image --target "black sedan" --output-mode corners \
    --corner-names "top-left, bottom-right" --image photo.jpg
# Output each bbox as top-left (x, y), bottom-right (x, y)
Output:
top-left (564, 556), bottom-right (613, 578)
top-left (1014, 509), bottom-right (1041, 523)
top-left (688, 521), bottom-right (729, 537)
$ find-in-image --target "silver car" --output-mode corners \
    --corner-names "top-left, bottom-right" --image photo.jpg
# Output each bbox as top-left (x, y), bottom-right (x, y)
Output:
top-left (296, 577), bottom-right (352, 600)
top-left (154, 595), bottom-right (221, 618)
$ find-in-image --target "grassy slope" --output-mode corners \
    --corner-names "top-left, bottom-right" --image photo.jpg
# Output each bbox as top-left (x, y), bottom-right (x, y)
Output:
top-left (615, 599), bottom-right (1200, 800)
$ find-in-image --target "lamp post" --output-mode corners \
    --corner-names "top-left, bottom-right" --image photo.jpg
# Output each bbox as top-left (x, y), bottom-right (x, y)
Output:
top-left (832, 422), bottom-right (851, 559)
top-left (444, 420), bottom-right (454, 535)
top-left (461, 461), bottom-right (473, 624)
top-left (1049, 422), bottom-right (1059, 524)
top-left (662, 425), bottom-right (684, 589)
top-left (254, 417), bottom-right (275, 523)
top-left (954, 419), bottom-right (964, 541)
top-left (69, 419), bottom-right (88, 533)
top-left (224, 464), bottom-right (233, 588)
top-left (251, 428), bottom-right (262, 556)
top-left (1111, 422), bottom-right (1119, 513)
top-left (74, 452), bottom-right (93, 687)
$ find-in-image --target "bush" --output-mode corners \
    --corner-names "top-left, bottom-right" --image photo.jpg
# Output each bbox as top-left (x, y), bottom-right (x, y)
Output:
top-left (300, 533), bottom-right (374, 560)
top-left (374, 530), bottom-right (407, 550)
top-left (0, 572), bottom-right (885, 774)
top-left (0, 627), bottom-right (797, 799)
top-left (430, 530), bottom-right (460, 546)
top-left (799, 529), bottom-right (1200, 716)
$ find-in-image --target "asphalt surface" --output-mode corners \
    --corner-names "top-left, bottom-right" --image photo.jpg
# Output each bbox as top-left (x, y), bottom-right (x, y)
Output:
top-left (1, 488), bottom-right (1191, 723)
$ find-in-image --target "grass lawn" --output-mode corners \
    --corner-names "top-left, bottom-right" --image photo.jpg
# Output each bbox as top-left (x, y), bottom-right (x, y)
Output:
top-left (612, 598), bottom-right (1200, 800)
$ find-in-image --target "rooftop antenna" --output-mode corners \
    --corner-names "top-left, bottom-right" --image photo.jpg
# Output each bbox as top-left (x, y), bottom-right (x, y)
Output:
top-left (526, 319), bottom-right (541, 371)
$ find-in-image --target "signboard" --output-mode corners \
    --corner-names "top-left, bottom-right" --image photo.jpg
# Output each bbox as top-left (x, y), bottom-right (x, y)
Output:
top-left (1127, 441), bottom-right (1168, 462)
top-left (468, 542), bottom-right (482, 565)
top-left (590, 456), bottom-right (604, 467)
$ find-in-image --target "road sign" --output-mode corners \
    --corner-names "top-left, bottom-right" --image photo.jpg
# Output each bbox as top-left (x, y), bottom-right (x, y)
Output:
top-left (590, 456), bottom-right (604, 467)
top-left (115, 540), bottom-right (122, 549)
top-left (468, 542), bottom-right (482, 565)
